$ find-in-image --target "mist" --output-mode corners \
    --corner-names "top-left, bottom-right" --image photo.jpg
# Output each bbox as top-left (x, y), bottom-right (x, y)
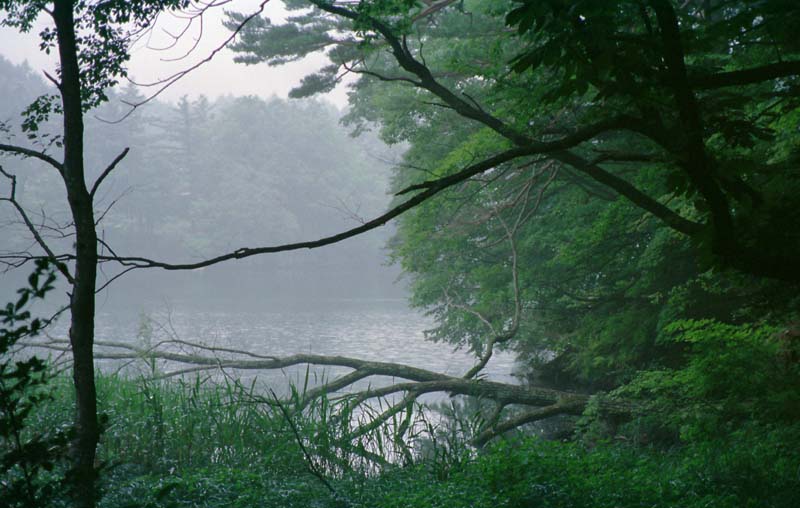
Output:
top-left (0, 56), bottom-right (405, 311)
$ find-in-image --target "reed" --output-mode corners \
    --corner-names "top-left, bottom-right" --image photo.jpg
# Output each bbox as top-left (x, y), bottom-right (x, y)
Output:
top-left (32, 373), bottom-right (315, 475)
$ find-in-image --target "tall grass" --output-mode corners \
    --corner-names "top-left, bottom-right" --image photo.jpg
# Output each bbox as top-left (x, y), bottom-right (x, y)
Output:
top-left (25, 372), bottom-right (800, 508)
top-left (32, 373), bottom-right (323, 474)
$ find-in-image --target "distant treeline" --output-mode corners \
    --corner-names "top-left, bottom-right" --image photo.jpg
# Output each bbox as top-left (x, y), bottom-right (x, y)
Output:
top-left (0, 56), bottom-right (403, 304)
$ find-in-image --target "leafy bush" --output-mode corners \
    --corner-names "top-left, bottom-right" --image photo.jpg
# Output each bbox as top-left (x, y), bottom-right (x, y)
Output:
top-left (25, 367), bottom-right (799, 508)
top-left (99, 467), bottom-right (338, 508)
top-left (617, 319), bottom-right (800, 442)
top-left (19, 314), bottom-right (799, 508)
top-left (353, 430), bottom-right (800, 508)
top-left (0, 260), bottom-right (73, 508)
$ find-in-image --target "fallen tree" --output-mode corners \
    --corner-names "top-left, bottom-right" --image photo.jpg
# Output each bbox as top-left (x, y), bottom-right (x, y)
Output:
top-left (21, 333), bottom-right (633, 450)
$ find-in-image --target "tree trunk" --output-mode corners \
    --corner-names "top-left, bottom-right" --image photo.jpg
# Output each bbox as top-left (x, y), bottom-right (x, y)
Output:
top-left (53, 2), bottom-right (99, 506)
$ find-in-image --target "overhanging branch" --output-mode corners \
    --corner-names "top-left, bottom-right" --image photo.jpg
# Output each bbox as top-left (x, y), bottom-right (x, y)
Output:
top-left (312, 0), bottom-right (702, 237)
top-left (0, 143), bottom-right (64, 175)
top-left (690, 60), bottom-right (800, 89)
top-left (99, 146), bottom-right (534, 270)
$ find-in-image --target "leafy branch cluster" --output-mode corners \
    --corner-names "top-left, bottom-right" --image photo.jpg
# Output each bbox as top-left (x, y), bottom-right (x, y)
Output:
top-left (1, 260), bottom-right (73, 508)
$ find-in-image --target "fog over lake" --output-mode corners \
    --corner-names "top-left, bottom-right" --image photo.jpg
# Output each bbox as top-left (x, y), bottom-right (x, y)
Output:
top-left (0, 56), bottom-right (522, 399)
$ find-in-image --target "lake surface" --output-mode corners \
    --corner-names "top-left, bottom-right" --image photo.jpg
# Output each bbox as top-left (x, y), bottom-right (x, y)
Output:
top-left (46, 299), bottom-right (518, 396)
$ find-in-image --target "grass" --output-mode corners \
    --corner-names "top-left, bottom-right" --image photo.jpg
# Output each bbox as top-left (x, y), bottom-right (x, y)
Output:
top-left (24, 373), bottom-right (800, 508)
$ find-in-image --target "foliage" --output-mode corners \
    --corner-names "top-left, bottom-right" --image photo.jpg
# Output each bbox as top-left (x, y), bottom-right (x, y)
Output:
top-left (616, 319), bottom-right (800, 442)
top-left (341, 426), bottom-right (799, 508)
top-left (228, 0), bottom-right (800, 391)
top-left (2, 0), bottom-right (800, 506)
top-left (18, 367), bottom-right (799, 508)
top-left (33, 370), bottom-right (388, 504)
top-left (480, 430), bottom-right (799, 508)
top-left (0, 0), bottom-right (193, 114)
top-left (503, 0), bottom-right (800, 267)
top-left (0, 260), bottom-right (72, 508)
top-left (100, 466), bottom-right (339, 508)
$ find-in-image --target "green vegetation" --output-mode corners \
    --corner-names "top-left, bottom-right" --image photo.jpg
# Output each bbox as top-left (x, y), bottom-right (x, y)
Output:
top-left (229, 0), bottom-right (800, 410)
top-left (4, 267), bottom-right (798, 506)
top-left (2, 0), bottom-right (800, 506)
top-left (1, 261), bottom-right (73, 508)
top-left (15, 372), bottom-right (797, 508)
top-left (32, 374), bottom-right (340, 508)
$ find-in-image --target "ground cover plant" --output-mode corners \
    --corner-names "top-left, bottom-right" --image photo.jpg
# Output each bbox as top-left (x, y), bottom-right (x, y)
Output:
top-left (15, 364), bottom-right (799, 508)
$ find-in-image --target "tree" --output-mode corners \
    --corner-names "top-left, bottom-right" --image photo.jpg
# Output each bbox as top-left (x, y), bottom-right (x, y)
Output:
top-left (0, 1), bottom-right (440, 503)
top-left (223, 0), bottom-right (799, 381)
top-left (228, 0), bottom-right (800, 280)
top-left (2, 0), bottom-right (799, 503)
top-left (0, 2), bottom-right (196, 505)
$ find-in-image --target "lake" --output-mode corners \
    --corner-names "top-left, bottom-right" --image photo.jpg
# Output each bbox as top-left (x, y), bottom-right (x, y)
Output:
top-left (45, 298), bottom-right (518, 397)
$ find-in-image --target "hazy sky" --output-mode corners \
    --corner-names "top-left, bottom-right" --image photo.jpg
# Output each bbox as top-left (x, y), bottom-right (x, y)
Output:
top-left (0, 0), bottom-right (350, 107)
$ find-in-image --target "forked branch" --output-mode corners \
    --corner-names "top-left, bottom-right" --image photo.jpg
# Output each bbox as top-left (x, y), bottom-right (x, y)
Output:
top-left (0, 167), bottom-right (74, 283)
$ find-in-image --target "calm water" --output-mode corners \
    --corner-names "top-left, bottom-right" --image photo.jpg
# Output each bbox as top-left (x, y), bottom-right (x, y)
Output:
top-left (47, 299), bottom-right (517, 395)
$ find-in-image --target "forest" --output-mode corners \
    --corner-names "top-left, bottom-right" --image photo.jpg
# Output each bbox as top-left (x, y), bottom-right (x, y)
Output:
top-left (1, 1), bottom-right (799, 507)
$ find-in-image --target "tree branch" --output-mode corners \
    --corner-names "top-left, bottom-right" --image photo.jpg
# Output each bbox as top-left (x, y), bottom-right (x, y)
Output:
top-left (650, 0), bottom-right (734, 245)
top-left (0, 143), bottom-right (64, 175)
top-left (690, 60), bottom-right (800, 89)
top-left (312, 1), bottom-right (701, 237)
top-left (412, 0), bottom-right (459, 23)
top-left (472, 402), bottom-right (585, 447)
top-left (23, 334), bottom-right (637, 446)
top-left (90, 148), bottom-right (129, 199)
top-left (0, 166), bottom-right (74, 283)
top-left (102, 0), bottom-right (271, 123)
top-left (99, 146), bottom-right (535, 270)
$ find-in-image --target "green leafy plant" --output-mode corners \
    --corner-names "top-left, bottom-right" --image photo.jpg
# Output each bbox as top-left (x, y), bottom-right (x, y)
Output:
top-left (0, 260), bottom-right (73, 508)
top-left (617, 319), bottom-right (800, 442)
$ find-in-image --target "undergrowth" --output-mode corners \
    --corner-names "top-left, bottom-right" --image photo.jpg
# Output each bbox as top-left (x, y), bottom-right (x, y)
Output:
top-left (21, 372), bottom-right (800, 508)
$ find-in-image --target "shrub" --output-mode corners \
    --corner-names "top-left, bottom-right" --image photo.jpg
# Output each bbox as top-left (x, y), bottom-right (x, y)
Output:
top-left (0, 260), bottom-right (73, 508)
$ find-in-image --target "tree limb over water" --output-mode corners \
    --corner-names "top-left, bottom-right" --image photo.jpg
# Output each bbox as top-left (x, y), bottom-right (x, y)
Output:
top-left (23, 336), bottom-right (632, 448)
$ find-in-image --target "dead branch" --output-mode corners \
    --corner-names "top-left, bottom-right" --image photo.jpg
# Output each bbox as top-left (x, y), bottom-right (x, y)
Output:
top-left (103, 0), bottom-right (272, 123)
top-left (412, 0), bottom-right (460, 23)
top-left (21, 336), bottom-right (632, 446)
top-left (90, 148), bottom-right (129, 199)
top-left (0, 166), bottom-right (74, 283)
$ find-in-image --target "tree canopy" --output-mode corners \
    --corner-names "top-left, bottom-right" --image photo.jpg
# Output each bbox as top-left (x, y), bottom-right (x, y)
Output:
top-left (229, 0), bottom-right (800, 391)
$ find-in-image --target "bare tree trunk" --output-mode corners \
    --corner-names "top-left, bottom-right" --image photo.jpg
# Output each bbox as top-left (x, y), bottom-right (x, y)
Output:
top-left (53, 2), bottom-right (99, 506)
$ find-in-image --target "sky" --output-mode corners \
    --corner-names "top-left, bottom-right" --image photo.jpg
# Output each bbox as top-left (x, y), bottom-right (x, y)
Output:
top-left (0, 0), bottom-right (350, 107)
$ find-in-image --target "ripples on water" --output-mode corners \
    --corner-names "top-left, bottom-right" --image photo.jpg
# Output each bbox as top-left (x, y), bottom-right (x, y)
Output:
top-left (49, 299), bottom-right (518, 396)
